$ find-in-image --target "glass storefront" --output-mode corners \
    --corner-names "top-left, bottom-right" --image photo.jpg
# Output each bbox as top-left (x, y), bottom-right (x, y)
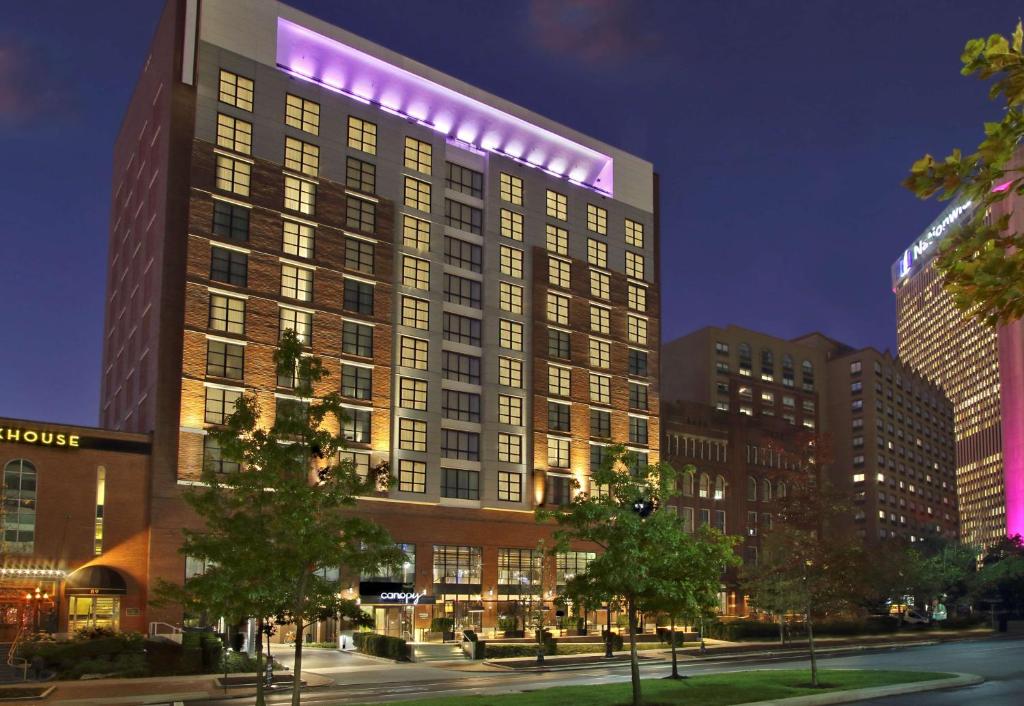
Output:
top-left (68, 596), bottom-right (120, 632)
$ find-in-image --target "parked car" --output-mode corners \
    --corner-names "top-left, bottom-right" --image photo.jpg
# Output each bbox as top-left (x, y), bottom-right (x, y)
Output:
top-left (902, 608), bottom-right (931, 625)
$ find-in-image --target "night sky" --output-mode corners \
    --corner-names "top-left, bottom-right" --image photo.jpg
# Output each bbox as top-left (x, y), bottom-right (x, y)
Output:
top-left (0, 0), bottom-right (1016, 427)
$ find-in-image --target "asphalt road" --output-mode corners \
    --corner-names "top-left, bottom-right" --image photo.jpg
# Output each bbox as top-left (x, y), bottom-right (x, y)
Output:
top-left (194, 635), bottom-right (1024, 705)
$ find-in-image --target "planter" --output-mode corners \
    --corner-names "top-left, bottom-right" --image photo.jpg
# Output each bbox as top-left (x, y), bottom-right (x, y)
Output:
top-left (575, 628), bottom-right (588, 636)
top-left (503, 630), bottom-right (525, 638)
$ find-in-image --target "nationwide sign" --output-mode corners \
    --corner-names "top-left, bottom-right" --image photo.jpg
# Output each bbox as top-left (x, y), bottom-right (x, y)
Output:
top-left (891, 199), bottom-right (974, 287)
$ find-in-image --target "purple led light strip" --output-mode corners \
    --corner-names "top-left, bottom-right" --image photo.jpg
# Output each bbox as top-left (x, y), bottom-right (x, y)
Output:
top-left (276, 18), bottom-right (614, 196)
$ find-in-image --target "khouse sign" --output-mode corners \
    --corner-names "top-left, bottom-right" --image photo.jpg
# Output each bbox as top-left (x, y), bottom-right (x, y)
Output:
top-left (0, 426), bottom-right (80, 448)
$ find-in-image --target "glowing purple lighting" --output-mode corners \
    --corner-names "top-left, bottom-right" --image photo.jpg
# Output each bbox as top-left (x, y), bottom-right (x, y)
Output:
top-left (1000, 317), bottom-right (1024, 537)
top-left (276, 18), bottom-right (614, 195)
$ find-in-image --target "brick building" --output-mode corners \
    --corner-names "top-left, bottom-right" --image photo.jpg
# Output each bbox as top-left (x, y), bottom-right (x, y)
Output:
top-left (0, 418), bottom-right (150, 639)
top-left (94, 0), bottom-right (659, 640)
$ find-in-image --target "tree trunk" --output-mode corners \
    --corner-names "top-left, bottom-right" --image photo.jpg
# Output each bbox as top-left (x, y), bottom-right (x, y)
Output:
top-left (779, 613), bottom-right (785, 645)
top-left (255, 618), bottom-right (266, 706)
top-left (291, 621), bottom-right (304, 706)
top-left (670, 615), bottom-right (679, 679)
top-left (806, 607), bottom-right (817, 688)
top-left (627, 596), bottom-right (641, 706)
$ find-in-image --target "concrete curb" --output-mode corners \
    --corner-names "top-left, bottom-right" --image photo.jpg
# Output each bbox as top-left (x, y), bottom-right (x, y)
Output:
top-left (739, 671), bottom-right (984, 706)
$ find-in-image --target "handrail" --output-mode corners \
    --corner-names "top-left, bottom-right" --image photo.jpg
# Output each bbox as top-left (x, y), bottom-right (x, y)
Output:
top-left (149, 621), bottom-right (183, 636)
top-left (6, 624), bottom-right (29, 681)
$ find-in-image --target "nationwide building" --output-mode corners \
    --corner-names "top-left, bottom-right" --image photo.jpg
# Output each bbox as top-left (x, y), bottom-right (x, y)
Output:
top-left (892, 194), bottom-right (1024, 547)
top-left (91, 0), bottom-right (659, 640)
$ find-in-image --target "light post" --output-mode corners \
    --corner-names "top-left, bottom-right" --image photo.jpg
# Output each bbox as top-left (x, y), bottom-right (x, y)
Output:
top-left (604, 600), bottom-right (613, 658)
top-left (24, 587), bottom-right (49, 633)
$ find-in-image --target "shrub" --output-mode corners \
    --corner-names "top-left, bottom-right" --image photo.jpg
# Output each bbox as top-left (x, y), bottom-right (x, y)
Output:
top-left (353, 632), bottom-right (410, 661)
top-left (603, 631), bottom-right (624, 651)
top-left (655, 615), bottom-right (671, 627)
top-left (705, 620), bottom-right (780, 641)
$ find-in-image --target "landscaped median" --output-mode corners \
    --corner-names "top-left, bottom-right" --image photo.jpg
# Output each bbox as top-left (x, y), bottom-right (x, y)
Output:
top-left (350, 670), bottom-right (975, 706)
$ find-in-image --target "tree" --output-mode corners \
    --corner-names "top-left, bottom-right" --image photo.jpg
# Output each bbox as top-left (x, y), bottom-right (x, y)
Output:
top-left (903, 21), bottom-right (1024, 326)
top-left (741, 534), bottom-right (805, 644)
top-left (972, 534), bottom-right (1024, 617)
top-left (158, 331), bottom-right (405, 706)
top-left (539, 447), bottom-right (738, 706)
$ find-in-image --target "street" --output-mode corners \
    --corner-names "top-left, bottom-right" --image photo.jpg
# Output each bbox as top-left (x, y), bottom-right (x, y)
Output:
top-left (189, 636), bottom-right (1024, 705)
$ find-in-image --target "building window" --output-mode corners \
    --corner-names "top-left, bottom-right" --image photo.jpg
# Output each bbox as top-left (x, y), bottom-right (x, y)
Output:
top-left (546, 225), bottom-right (568, 255)
top-left (498, 433), bottom-right (522, 463)
top-left (345, 156), bottom-right (376, 193)
top-left (210, 247), bottom-right (247, 286)
top-left (398, 418), bottom-right (427, 452)
top-left (625, 251), bottom-right (645, 279)
top-left (590, 444), bottom-right (608, 475)
top-left (629, 349), bottom-right (648, 377)
top-left (587, 204), bottom-right (607, 234)
top-left (500, 172), bottom-right (523, 205)
top-left (433, 545), bottom-right (481, 584)
top-left (205, 386), bottom-right (242, 425)
top-left (850, 360), bottom-right (862, 374)
top-left (343, 278), bottom-right (374, 314)
top-left (344, 238), bottom-right (375, 275)
top-left (548, 365), bottom-right (571, 397)
top-left (500, 208), bottom-right (523, 241)
top-left (500, 282), bottom-right (524, 314)
top-left (587, 238), bottom-right (607, 268)
top-left (341, 364), bottom-right (372, 400)
top-left (345, 195), bottom-right (375, 232)
top-left (549, 401), bottom-right (571, 432)
top-left (347, 116), bottom-right (377, 154)
top-left (400, 215), bottom-right (431, 252)
top-left (762, 478), bottom-right (773, 501)
top-left (442, 468), bottom-right (480, 500)
top-left (445, 274), bottom-right (482, 308)
top-left (627, 283), bottom-right (647, 312)
top-left (285, 93), bottom-right (319, 134)
top-left (713, 510), bottom-right (726, 533)
top-left (443, 351), bottom-right (480, 384)
top-left (218, 69), bottom-right (253, 111)
top-left (283, 135), bottom-right (318, 176)
top-left (279, 308), bottom-right (312, 344)
top-left (548, 293), bottom-right (570, 325)
top-left (590, 270), bottom-right (610, 300)
top-left (399, 336), bottom-right (428, 369)
top-left (499, 357), bottom-right (522, 388)
top-left (546, 189), bottom-right (567, 220)
top-left (212, 201), bottom-right (249, 242)
top-left (445, 198), bottom-right (482, 234)
top-left (556, 551), bottom-right (595, 586)
top-left (402, 255), bottom-right (431, 290)
top-left (401, 296), bottom-right (430, 330)
top-left (282, 220), bottom-right (313, 259)
top-left (589, 338), bottom-right (611, 369)
top-left (499, 319), bottom-right (524, 351)
top-left (284, 175), bottom-right (315, 214)
top-left (398, 459), bottom-right (426, 493)
top-left (499, 246), bottom-right (523, 278)
top-left (627, 315), bottom-right (648, 345)
top-left (215, 155), bottom-right (251, 196)
top-left (499, 394), bottom-right (522, 425)
top-left (443, 312), bottom-right (481, 346)
top-left (548, 328), bottom-right (571, 359)
top-left (446, 162), bottom-right (484, 198)
top-left (590, 373), bottom-right (611, 404)
top-left (699, 473), bottom-right (710, 499)
top-left (445, 236), bottom-right (483, 273)
top-left (216, 113), bottom-right (252, 154)
top-left (206, 339), bottom-right (244, 380)
top-left (548, 438), bottom-right (570, 468)
top-left (341, 407), bottom-right (371, 444)
top-left (625, 218), bottom-right (644, 247)
top-left (549, 257), bottom-right (571, 288)
top-left (747, 476), bottom-right (757, 501)
top-left (443, 390), bottom-right (481, 422)
top-left (281, 264), bottom-right (313, 302)
top-left (342, 321), bottom-right (373, 357)
top-left (629, 382), bottom-right (648, 410)
top-left (203, 436), bottom-right (238, 475)
top-left (1, 459), bottom-right (36, 554)
top-left (442, 430), bottom-right (480, 461)
top-left (498, 472), bottom-right (522, 502)
top-left (404, 177), bottom-right (432, 212)
top-left (629, 416), bottom-right (648, 445)
top-left (590, 409), bottom-right (611, 438)
top-left (209, 294), bottom-right (245, 335)
top-left (404, 137), bottom-right (432, 174)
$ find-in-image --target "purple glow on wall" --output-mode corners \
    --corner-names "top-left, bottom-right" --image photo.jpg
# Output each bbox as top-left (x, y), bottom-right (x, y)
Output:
top-left (276, 18), bottom-right (614, 195)
top-left (999, 315), bottom-right (1024, 537)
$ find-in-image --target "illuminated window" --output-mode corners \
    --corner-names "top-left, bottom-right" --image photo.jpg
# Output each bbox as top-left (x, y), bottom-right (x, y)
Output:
top-left (500, 282), bottom-right (524, 314)
top-left (402, 215), bottom-right (430, 251)
top-left (500, 245), bottom-right (523, 278)
top-left (398, 418), bottom-right (427, 452)
top-left (216, 155), bottom-right (250, 196)
top-left (399, 336), bottom-right (428, 369)
top-left (404, 137), bottom-right (432, 174)
top-left (628, 283), bottom-right (646, 312)
top-left (590, 270), bottom-right (610, 300)
top-left (346, 157), bottom-right (375, 193)
top-left (401, 296), bottom-right (430, 329)
top-left (548, 437), bottom-right (570, 468)
top-left (625, 251), bottom-right (645, 279)
top-left (205, 386), bottom-right (242, 425)
top-left (498, 472), bottom-right (522, 502)
top-left (587, 239), bottom-right (607, 268)
top-left (499, 395), bottom-right (523, 425)
top-left (402, 255), bottom-right (430, 290)
top-left (547, 293), bottom-right (570, 325)
top-left (546, 189), bottom-right (567, 220)
top-left (209, 294), bottom-right (245, 335)
top-left (625, 218), bottom-right (644, 248)
top-left (279, 308), bottom-right (312, 344)
top-left (281, 264), bottom-right (313, 302)
top-left (546, 225), bottom-right (568, 255)
top-left (347, 116), bottom-right (377, 154)
top-left (285, 94), bottom-right (319, 134)
top-left (549, 257), bottom-right (571, 288)
top-left (627, 315), bottom-right (648, 345)
top-left (1, 459), bottom-right (36, 554)
top-left (216, 113), bottom-right (252, 154)
top-left (284, 136), bottom-right (319, 177)
top-left (590, 373), bottom-right (610, 404)
top-left (499, 357), bottom-right (522, 388)
top-left (398, 459), bottom-right (426, 493)
top-left (218, 69), bottom-right (253, 111)
top-left (500, 208), bottom-right (523, 241)
top-left (587, 204), bottom-right (607, 234)
top-left (284, 175), bottom-right (315, 214)
top-left (282, 221), bottom-right (313, 258)
top-left (500, 173), bottom-right (523, 205)
top-left (404, 177), bottom-right (431, 212)
top-left (498, 433), bottom-right (522, 463)
top-left (499, 319), bottom-right (524, 351)
top-left (399, 377), bottom-right (428, 410)
top-left (548, 365), bottom-right (571, 396)
top-left (590, 338), bottom-right (611, 369)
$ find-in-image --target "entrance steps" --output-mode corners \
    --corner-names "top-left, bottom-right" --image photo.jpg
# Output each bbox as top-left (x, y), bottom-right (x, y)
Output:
top-left (412, 642), bottom-right (467, 663)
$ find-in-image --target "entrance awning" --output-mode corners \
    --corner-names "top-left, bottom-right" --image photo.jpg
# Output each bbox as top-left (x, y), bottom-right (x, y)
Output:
top-left (65, 566), bottom-right (128, 595)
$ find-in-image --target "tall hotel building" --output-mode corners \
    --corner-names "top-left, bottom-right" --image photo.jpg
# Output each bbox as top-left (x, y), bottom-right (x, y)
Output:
top-left (99, 0), bottom-right (659, 637)
top-left (892, 194), bottom-right (1024, 547)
